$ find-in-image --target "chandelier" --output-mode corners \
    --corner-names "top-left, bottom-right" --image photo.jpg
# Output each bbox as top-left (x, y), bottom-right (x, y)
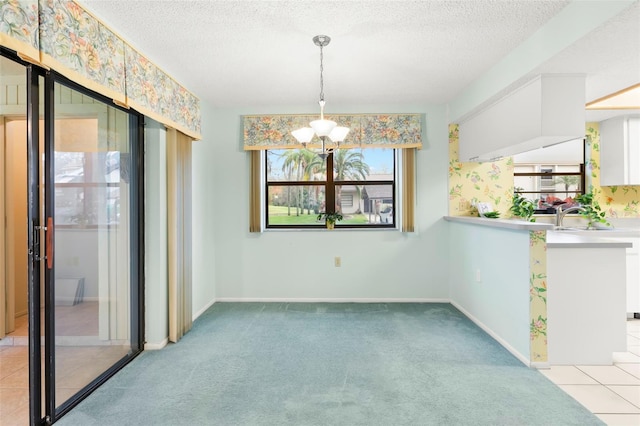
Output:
top-left (291, 35), bottom-right (349, 160)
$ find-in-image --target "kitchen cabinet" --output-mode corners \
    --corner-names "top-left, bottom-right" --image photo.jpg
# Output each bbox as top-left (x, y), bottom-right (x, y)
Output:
top-left (600, 115), bottom-right (640, 186)
top-left (458, 75), bottom-right (585, 162)
top-left (549, 229), bottom-right (640, 316)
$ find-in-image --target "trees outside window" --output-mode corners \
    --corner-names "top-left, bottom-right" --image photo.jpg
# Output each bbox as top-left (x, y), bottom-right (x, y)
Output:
top-left (266, 148), bottom-right (395, 228)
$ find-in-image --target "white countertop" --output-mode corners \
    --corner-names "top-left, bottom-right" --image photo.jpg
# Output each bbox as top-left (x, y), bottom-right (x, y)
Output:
top-left (549, 228), bottom-right (640, 238)
top-left (444, 216), bottom-right (554, 231)
top-left (445, 215), bottom-right (637, 248)
top-left (547, 232), bottom-right (633, 249)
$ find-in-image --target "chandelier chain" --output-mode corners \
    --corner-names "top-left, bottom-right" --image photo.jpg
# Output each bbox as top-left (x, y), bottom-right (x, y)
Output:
top-left (319, 44), bottom-right (324, 102)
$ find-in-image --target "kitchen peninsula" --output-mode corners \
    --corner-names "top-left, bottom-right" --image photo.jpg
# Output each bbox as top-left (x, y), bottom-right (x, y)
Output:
top-left (445, 215), bottom-right (631, 367)
top-left (546, 231), bottom-right (630, 365)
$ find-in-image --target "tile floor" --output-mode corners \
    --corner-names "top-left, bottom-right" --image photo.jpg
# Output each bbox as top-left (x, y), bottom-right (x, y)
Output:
top-left (540, 318), bottom-right (640, 425)
top-left (0, 305), bottom-right (129, 426)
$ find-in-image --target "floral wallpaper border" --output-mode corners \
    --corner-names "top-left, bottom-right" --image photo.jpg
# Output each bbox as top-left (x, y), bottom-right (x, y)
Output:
top-left (529, 230), bottom-right (548, 363)
top-left (1, 0), bottom-right (201, 139)
top-left (243, 114), bottom-right (423, 150)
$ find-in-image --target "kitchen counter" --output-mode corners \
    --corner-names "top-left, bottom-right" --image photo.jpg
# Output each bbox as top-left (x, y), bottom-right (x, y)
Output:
top-left (550, 228), bottom-right (640, 316)
top-left (444, 215), bottom-right (553, 231)
top-left (547, 231), bottom-right (633, 248)
top-left (446, 214), bottom-right (631, 366)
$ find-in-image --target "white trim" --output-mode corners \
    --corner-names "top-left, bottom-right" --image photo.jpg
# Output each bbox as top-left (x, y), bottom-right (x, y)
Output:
top-left (192, 298), bottom-right (216, 321)
top-left (450, 300), bottom-right (531, 367)
top-left (530, 362), bottom-right (551, 370)
top-left (214, 298), bottom-right (450, 303)
top-left (144, 338), bottom-right (169, 351)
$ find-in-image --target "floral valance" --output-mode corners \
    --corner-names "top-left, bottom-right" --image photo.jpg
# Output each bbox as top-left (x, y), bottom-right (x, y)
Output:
top-left (39, 0), bottom-right (127, 104)
top-left (0, 0), bottom-right (201, 139)
top-left (243, 114), bottom-right (423, 150)
top-left (125, 45), bottom-right (201, 138)
top-left (0, 0), bottom-right (40, 61)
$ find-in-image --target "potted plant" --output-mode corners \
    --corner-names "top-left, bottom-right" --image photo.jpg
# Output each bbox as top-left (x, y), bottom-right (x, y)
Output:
top-left (510, 189), bottom-right (536, 222)
top-left (317, 211), bottom-right (343, 229)
top-left (574, 191), bottom-right (611, 229)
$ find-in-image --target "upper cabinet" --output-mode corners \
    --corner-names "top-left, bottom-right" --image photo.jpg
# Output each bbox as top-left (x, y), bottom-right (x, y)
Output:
top-left (458, 75), bottom-right (586, 162)
top-left (600, 115), bottom-right (640, 186)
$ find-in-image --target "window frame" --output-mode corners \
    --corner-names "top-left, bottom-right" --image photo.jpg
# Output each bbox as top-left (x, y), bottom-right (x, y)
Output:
top-left (513, 164), bottom-right (586, 207)
top-left (54, 151), bottom-right (123, 229)
top-left (264, 148), bottom-right (398, 230)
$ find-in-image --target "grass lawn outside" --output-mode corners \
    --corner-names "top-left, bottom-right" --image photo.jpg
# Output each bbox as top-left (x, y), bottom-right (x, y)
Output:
top-left (268, 205), bottom-right (371, 225)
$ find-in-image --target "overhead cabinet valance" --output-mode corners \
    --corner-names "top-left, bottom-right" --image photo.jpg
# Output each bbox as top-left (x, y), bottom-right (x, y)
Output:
top-left (458, 75), bottom-right (585, 162)
top-left (243, 114), bottom-right (423, 150)
top-left (0, 0), bottom-right (201, 139)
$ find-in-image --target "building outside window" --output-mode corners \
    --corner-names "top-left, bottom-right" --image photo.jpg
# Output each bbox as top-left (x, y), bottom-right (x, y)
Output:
top-left (265, 148), bottom-right (396, 228)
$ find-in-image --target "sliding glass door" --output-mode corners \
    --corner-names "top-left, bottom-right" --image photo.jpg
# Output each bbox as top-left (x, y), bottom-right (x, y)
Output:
top-left (2, 49), bottom-right (144, 424)
top-left (45, 79), bottom-right (143, 420)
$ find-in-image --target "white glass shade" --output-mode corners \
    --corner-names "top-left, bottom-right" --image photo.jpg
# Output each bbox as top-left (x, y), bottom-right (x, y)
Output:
top-left (329, 126), bottom-right (350, 143)
top-left (291, 127), bottom-right (315, 143)
top-left (309, 119), bottom-right (337, 137)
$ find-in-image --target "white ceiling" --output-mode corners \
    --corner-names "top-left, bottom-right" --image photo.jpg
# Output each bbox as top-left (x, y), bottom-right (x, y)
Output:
top-left (45, 1), bottom-right (640, 117)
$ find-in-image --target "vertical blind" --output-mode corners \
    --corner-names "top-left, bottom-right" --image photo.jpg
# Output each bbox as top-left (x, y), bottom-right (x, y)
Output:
top-left (167, 128), bottom-right (193, 342)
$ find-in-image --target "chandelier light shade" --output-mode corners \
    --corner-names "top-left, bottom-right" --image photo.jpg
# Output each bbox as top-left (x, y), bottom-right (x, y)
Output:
top-left (292, 35), bottom-right (349, 158)
top-left (291, 127), bottom-right (315, 144)
top-left (329, 126), bottom-right (350, 143)
top-left (310, 116), bottom-right (336, 137)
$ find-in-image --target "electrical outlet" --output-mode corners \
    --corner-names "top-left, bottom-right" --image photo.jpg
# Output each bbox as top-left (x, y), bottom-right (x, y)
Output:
top-left (335, 257), bottom-right (341, 267)
top-left (475, 269), bottom-right (482, 282)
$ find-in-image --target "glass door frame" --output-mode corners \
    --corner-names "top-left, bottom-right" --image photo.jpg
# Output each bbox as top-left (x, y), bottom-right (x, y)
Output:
top-left (43, 72), bottom-right (146, 425)
top-left (25, 58), bottom-right (44, 426)
top-left (2, 48), bottom-right (148, 425)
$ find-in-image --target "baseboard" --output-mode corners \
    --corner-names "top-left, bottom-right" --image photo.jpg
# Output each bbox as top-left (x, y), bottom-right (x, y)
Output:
top-left (145, 338), bottom-right (168, 350)
top-left (214, 298), bottom-right (450, 303)
top-left (193, 298), bottom-right (216, 321)
top-left (450, 300), bottom-right (531, 367)
top-left (530, 362), bottom-right (550, 370)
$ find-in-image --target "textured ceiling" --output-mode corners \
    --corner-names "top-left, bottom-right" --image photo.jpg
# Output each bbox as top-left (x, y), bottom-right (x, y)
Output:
top-left (74, 1), bottom-right (639, 116)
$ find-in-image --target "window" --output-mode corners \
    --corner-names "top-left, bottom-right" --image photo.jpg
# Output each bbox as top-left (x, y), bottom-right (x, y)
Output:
top-left (265, 148), bottom-right (396, 228)
top-left (55, 150), bottom-right (125, 227)
top-left (513, 164), bottom-right (585, 211)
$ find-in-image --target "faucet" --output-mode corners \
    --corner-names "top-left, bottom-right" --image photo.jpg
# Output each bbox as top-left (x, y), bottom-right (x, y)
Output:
top-left (555, 205), bottom-right (586, 228)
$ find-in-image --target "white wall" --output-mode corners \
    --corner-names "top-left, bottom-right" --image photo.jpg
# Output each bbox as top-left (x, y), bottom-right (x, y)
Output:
top-left (448, 222), bottom-right (531, 363)
top-left (191, 103), bottom-right (218, 315)
top-left (192, 103), bottom-right (450, 303)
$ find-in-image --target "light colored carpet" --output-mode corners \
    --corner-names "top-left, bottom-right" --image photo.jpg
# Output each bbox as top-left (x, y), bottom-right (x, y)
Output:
top-left (58, 303), bottom-right (603, 425)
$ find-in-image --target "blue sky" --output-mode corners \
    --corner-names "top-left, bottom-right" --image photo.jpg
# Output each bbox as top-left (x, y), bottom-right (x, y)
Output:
top-left (268, 148), bottom-right (394, 179)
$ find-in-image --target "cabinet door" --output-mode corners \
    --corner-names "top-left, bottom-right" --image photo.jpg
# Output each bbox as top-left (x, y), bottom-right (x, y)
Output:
top-left (600, 116), bottom-right (640, 186)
